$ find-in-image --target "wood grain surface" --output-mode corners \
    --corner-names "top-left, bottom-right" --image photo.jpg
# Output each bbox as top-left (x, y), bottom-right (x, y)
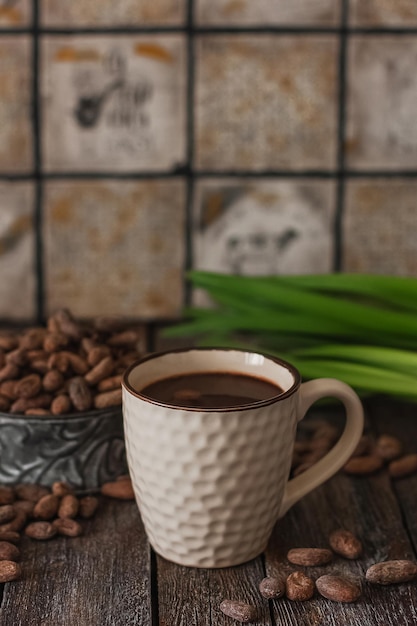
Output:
top-left (1, 401), bottom-right (416, 625)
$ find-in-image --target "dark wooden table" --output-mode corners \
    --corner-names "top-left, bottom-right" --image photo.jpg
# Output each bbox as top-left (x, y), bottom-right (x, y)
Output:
top-left (1, 399), bottom-right (417, 626)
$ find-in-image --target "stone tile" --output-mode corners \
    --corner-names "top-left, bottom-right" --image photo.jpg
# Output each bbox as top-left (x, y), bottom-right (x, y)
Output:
top-left (0, 182), bottom-right (35, 320)
top-left (344, 179), bottom-right (417, 275)
top-left (195, 36), bottom-right (338, 171)
top-left (43, 180), bottom-right (186, 318)
top-left (41, 0), bottom-right (185, 26)
top-left (0, 0), bottom-right (31, 26)
top-left (192, 178), bottom-right (336, 285)
top-left (196, 0), bottom-right (340, 25)
top-left (350, 0), bottom-right (417, 26)
top-left (42, 36), bottom-right (186, 172)
top-left (0, 37), bottom-right (32, 173)
top-left (346, 37), bottom-right (417, 170)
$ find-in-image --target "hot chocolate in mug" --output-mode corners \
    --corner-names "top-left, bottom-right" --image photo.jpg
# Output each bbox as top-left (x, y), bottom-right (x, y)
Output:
top-left (122, 348), bottom-right (364, 568)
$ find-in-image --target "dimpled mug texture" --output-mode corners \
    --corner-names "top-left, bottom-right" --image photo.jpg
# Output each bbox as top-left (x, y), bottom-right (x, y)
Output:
top-left (123, 388), bottom-right (298, 568)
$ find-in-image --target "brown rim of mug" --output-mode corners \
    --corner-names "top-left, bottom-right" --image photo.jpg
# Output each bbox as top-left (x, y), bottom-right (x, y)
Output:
top-left (121, 347), bottom-right (301, 412)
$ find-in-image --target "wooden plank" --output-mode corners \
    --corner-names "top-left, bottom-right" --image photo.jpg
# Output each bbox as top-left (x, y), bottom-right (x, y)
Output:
top-left (264, 408), bottom-right (417, 626)
top-left (0, 499), bottom-right (152, 626)
top-left (368, 400), bottom-right (417, 551)
top-left (156, 554), bottom-right (271, 625)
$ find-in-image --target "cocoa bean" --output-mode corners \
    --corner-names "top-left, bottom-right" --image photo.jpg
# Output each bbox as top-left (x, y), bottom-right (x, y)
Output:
top-left (52, 518), bottom-right (82, 537)
top-left (85, 356), bottom-right (115, 385)
top-left (51, 394), bottom-right (72, 416)
top-left (68, 377), bottom-right (92, 411)
top-left (31, 359), bottom-right (49, 375)
top-left (329, 529), bottom-right (363, 559)
top-left (13, 500), bottom-right (35, 516)
top-left (0, 380), bottom-right (17, 400)
top-left (81, 337), bottom-right (96, 354)
top-left (259, 576), bottom-right (285, 599)
top-left (219, 599), bottom-right (257, 623)
top-left (366, 560), bottom-right (417, 585)
top-left (0, 363), bottom-right (20, 382)
top-left (375, 434), bottom-right (403, 461)
top-left (312, 422), bottom-right (339, 443)
top-left (87, 345), bottom-right (111, 367)
top-left (0, 505), bottom-right (15, 525)
top-left (0, 560), bottom-right (21, 582)
top-left (0, 530), bottom-right (20, 543)
top-left (11, 393), bottom-right (52, 414)
top-left (389, 454), bottom-right (417, 479)
top-left (287, 548), bottom-right (333, 567)
top-left (57, 494), bottom-right (79, 519)
top-left (343, 455), bottom-right (384, 475)
top-left (94, 388), bottom-right (122, 409)
top-left (107, 330), bottom-right (139, 347)
top-left (98, 374), bottom-right (122, 392)
top-left (0, 541), bottom-right (20, 561)
top-left (286, 571), bottom-right (315, 601)
top-left (19, 328), bottom-right (46, 350)
top-left (0, 334), bottom-right (18, 351)
top-left (33, 494), bottom-right (60, 520)
top-left (5, 348), bottom-right (27, 367)
top-left (0, 486), bottom-right (15, 505)
top-left (47, 352), bottom-right (70, 374)
top-left (15, 484), bottom-right (49, 502)
top-left (14, 374), bottom-right (42, 399)
top-left (51, 481), bottom-right (74, 497)
top-left (0, 509), bottom-right (27, 532)
top-left (316, 574), bottom-right (361, 602)
top-left (43, 369), bottom-right (65, 392)
top-left (52, 309), bottom-right (83, 341)
top-left (43, 332), bottom-right (69, 353)
top-left (101, 479), bottom-right (135, 500)
top-left (62, 351), bottom-right (89, 375)
top-left (25, 408), bottom-right (50, 416)
top-left (27, 349), bottom-right (48, 361)
top-left (25, 521), bottom-right (57, 540)
top-left (78, 496), bottom-right (99, 519)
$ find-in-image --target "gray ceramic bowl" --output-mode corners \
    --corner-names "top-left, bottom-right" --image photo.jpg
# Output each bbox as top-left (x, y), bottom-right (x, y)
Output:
top-left (0, 406), bottom-right (128, 489)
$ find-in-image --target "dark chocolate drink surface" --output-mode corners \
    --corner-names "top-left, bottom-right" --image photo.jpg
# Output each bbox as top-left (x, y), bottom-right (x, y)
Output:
top-left (140, 371), bottom-right (283, 408)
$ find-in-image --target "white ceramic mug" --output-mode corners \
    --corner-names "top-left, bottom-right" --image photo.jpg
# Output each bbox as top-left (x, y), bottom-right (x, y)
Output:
top-left (122, 348), bottom-right (364, 568)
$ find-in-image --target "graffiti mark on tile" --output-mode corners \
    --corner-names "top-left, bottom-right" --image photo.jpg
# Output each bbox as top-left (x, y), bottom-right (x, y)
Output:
top-left (192, 179), bottom-right (335, 304)
top-left (42, 37), bottom-right (186, 172)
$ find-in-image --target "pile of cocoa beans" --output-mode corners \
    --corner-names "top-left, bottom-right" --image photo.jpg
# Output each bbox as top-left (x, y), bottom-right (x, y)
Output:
top-left (0, 309), bottom-right (145, 416)
top-left (221, 531), bottom-right (417, 622)
top-left (0, 476), bottom-right (135, 583)
top-left (292, 419), bottom-right (417, 480)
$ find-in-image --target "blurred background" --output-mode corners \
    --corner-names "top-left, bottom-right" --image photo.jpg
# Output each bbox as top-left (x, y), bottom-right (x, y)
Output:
top-left (0, 0), bottom-right (416, 343)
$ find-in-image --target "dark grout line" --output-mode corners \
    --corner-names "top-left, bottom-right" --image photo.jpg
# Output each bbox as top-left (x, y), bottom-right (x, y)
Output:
top-left (333, 0), bottom-right (349, 272)
top-left (32, 0), bottom-right (45, 324)
top-left (184, 0), bottom-right (195, 307)
top-left (1, 170), bottom-right (417, 181)
top-left (2, 26), bottom-right (417, 35)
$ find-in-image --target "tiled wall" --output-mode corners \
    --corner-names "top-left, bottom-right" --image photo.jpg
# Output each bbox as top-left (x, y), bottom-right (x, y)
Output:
top-left (0, 0), bottom-right (416, 323)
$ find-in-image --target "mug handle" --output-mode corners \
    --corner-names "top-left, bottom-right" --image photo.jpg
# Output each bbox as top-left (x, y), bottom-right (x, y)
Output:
top-left (278, 378), bottom-right (364, 518)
